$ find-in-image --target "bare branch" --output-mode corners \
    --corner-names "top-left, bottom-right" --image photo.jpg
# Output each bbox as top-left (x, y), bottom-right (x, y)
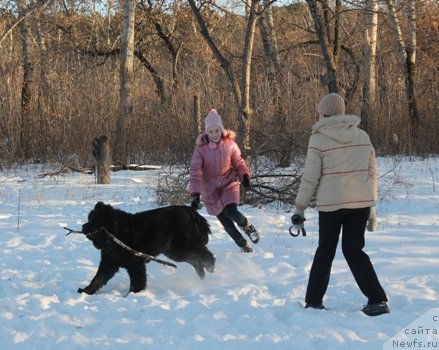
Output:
top-left (0, 0), bottom-right (50, 46)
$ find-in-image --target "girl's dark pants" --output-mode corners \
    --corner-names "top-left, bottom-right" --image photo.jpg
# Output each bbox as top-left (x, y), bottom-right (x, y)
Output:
top-left (305, 207), bottom-right (388, 305)
top-left (217, 203), bottom-right (247, 248)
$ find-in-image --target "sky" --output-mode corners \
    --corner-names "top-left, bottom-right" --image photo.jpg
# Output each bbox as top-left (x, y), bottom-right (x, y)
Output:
top-left (0, 157), bottom-right (438, 349)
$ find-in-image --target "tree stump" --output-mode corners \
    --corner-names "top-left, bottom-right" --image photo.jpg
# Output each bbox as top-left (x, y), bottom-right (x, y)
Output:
top-left (92, 135), bottom-right (111, 184)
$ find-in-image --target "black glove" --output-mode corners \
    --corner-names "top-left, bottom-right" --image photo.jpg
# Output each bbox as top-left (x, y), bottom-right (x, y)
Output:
top-left (290, 208), bottom-right (306, 237)
top-left (190, 193), bottom-right (200, 209)
top-left (242, 174), bottom-right (250, 188)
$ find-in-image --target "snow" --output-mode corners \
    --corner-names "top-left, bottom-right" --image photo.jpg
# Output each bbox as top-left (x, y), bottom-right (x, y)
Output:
top-left (0, 157), bottom-right (438, 349)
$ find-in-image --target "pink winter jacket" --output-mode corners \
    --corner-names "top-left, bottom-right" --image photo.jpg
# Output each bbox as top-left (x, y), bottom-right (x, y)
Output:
top-left (189, 130), bottom-right (251, 216)
top-left (295, 114), bottom-right (377, 212)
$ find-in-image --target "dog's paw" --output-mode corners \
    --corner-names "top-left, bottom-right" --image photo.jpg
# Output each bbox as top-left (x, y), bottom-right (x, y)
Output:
top-left (194, 266), bottom-right (206, 280)
top-left (130, 285), bottom-right (146, 293)
top-left (77, 287), bottom-right (95, 295)
top-left (203, 254), bottom-right (216, 273)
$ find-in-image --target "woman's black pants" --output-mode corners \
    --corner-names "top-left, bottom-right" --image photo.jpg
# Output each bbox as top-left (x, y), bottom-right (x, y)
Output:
top-left (305, 207), bottom-right (388, 305)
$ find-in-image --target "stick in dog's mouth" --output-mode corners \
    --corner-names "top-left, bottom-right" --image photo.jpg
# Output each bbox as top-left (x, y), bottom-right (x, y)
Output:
top-left (63, 227), bottom-right (83, 236)
top-left (63, 226), bottom-right (98, 238)
top-left (64, 226), bottom-right (177, 268)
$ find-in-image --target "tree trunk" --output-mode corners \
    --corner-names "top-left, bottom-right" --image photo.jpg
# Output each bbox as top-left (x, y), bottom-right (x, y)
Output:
top-left (114, 0), bottom-right (136, 163)
top-left (92, 136), bottom-right (111, 184)
top-left (187, 0), bottom-right (241, 109)
top-left (405, 0), bottom-right (418, 133)
top-left (134, 50), bottom-right (165, 104)
top-left (361, 0), bottom-right (378, 132)
top-left (385, 0), bottom-right (419, 139)
top-left (257, 2), bottom-right (280, 85)
top-left (239, 0), bottom-right (259, 155)
top-left (258, 1), bottom-right (291, 167)
top-left (306, 0), bottom-right (340, 93)
top-left (17, 0), bottom-right (33, 160)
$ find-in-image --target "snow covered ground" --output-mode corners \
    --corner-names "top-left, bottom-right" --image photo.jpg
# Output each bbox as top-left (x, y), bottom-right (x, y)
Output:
top-left (0, 157), bottom-right (438, 349)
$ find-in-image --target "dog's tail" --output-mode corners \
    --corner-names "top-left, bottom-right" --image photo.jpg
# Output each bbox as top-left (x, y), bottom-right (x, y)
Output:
top-left (189, 208), bottom-right (211, 236)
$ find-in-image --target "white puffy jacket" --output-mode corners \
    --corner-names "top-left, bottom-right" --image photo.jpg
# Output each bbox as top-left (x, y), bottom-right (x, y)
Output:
top-left (295, 114), bottom-right (377, 212)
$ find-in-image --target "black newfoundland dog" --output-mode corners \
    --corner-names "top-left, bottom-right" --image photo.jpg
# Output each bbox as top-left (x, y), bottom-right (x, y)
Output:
top-left (78, 201), bottom-right (215, 295)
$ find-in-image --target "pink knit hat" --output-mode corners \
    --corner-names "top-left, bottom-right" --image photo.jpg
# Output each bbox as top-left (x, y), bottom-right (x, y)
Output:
top-left (205, 109), bottom-right (225, 133)
top-left (317, 93), bottom-right (345, 116)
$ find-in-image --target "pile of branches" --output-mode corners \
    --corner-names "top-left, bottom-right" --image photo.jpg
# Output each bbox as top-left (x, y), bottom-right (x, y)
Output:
top-left (244, 173), bottom-right (301, 206)
top-left (155, 165), bottom-right (191, 206)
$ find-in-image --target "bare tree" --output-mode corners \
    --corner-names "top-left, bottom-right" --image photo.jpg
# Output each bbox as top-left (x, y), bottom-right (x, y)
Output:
top-left (257, 1), bottom-right (280, 86)
top-left (138, 0), bottom-right (184, 98)
top-left (133, 49), bottom-right (165, 103)
top-left (305, 0), bottom-right (342, 94)
top-left (239, 0), bottom-right (260, 154)
top-left (385, 0), bottom-right (419, 138)
top-left (17, 0), bottom-right (34, 159)
top-left (187, 0), bottom-right (277, 155)
top-left (0, 0), bottom-right (47, 46)
top-left (186, 0), bottom-right (241, 111)
top-left (257, 1), bottom-right (293, 167)
top-left (114, 0), bottom-right (136, 163)
top-left (361, 0), bottom-right (378, 132)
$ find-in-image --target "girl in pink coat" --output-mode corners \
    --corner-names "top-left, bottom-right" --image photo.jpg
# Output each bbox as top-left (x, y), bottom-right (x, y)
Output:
top-left (189, 109), bottom-right (260, 252)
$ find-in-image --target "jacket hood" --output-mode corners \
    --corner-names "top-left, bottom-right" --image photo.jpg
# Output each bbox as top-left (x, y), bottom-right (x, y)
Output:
top-left (312, 114), bottom-right (361, 144)
top-left (196, 129), bottom-right (236, 145)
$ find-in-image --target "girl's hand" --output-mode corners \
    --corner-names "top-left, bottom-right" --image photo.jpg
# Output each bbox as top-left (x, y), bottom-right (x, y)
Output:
top-left (242, 174), bottom-right (250, 188)
top-left (190, 194), bottom-right (201, 209)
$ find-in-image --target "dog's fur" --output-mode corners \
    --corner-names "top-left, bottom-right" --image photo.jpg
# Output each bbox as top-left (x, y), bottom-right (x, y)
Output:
top-left (78, 201), bottom-right (215, 295)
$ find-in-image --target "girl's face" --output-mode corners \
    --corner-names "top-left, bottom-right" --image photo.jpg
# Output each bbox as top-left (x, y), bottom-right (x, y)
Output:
top-left (207, 126), bottom-right (222, 142)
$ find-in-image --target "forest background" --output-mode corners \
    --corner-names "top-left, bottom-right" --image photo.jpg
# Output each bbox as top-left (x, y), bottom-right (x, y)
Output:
top-left (0, 1), bottom-right (438, 186)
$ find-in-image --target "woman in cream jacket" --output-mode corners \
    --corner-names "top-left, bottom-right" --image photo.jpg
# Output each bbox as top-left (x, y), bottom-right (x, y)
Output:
top-left (292, 93), bottom-right (389, 316)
